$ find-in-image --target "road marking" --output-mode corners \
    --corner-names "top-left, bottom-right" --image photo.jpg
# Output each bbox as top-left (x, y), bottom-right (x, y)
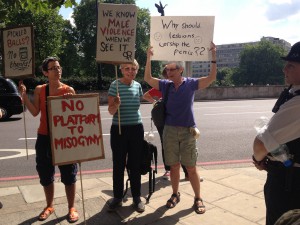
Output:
top-left (0, 149), bottom-right (35, 160)
top-left (18, 131), bottom-right (159, 141)
top-left (204, 111), bottom-right (271, 116)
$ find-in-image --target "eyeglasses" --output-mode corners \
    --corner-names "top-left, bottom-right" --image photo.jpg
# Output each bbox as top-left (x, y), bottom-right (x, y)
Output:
top-left (48, 66), bottom-right (62, 71)
top-left (165, 68), bottom-right (178, 72)
top-left (123, 67), bottom-right (137, 72)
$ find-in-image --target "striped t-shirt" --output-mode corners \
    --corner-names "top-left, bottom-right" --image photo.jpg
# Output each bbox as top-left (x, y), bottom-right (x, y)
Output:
top-left (108, 79), bottom-right (143, 125)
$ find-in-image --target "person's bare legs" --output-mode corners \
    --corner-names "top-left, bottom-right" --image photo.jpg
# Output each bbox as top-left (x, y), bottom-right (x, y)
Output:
top-left (65, 183), bottom-right (79, 222)
top-left (65, 183), bottom-right (76, 209)
top-left (166, 162), bottom-right (181, 208)
top-left (186, 166), bottom-right (201, 198)
top-left (170, 163), bottom-right (181, 194)
top-left (38, 183), bottom-right (55, 221)
top-left (186, 166), bottom-right (205, 213)
top-left (44, 183), bottom-right (54, 208)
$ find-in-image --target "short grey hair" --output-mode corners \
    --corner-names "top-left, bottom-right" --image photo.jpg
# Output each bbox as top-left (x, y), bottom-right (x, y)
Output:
top-left (166, 61), bottom-right (184, 69)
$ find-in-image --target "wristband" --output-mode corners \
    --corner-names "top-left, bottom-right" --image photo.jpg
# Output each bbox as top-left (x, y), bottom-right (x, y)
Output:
top-left (211, 61), bottom-right (216, 63)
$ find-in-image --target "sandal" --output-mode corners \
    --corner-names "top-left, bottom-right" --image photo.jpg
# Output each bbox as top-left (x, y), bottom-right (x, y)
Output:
top-left (193, 198), bottom-right (206, 214)
top-left (38, 207), bottom-right (55, 221)
top-left (166, 192), bottom-right (180, 208)
top-left (67, 207), bottom-right (79, 223)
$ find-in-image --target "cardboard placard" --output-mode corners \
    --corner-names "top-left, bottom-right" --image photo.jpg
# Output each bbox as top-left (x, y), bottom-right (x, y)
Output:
top-left (48, 94), bottom-right (105, 165)
top-left (96, 3), bottom-right (137, 64)
top-left (1, 25), bottom-right (35, 79)
top-left (150, 16), bottom-right (215, 62)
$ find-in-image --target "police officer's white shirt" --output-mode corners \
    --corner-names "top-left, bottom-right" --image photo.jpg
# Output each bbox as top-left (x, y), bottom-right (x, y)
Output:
top-left (258, 85), bottom-right (300, 152)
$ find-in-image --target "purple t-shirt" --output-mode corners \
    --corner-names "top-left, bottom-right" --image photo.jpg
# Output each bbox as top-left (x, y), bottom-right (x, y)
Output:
top-left (159, 77), bottom-right (199, 127)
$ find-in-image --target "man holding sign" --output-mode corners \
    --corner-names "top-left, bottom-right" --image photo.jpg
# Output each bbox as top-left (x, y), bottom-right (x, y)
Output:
top-left (19, 57), bottom-right (79, 223)
top-left (144, 42), bottom-right (216, 214)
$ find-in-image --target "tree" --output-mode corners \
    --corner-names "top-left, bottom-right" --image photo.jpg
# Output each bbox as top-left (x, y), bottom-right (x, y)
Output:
top-left (0, 1), bottom-right (77, 77)
top-left (73, 0), bottom-right (159, 80)
top-left (58, 20), bottom-right (81, 77)
top-left (0, 0), bottom-right (77, 25)
top-left (234, 41), bottom-right (286, 85)
top-left (216, 68), bottom-right (235, 86)
top-left (72, 0), bottom-right (99, 77)
top-left (4, 9), bottom-right (66, 76)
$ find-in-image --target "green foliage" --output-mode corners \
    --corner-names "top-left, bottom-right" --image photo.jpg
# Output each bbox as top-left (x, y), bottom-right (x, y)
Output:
top-left (0, 0), bottom-right (77, 25)
top-left (73, 0), bottom-right (156, 80)
top-left (1, 0), bottom-right (171, 90)
top-left (4, 9), bottom-right (66, 76)
top-left (215, 68), bottom-right (235, 86)
top-left (58, 20), bottom-right (81, 77)
top-left (233, 40), bottom-right (286, 85)
top-left (18, 74), bottom-right (151, 91)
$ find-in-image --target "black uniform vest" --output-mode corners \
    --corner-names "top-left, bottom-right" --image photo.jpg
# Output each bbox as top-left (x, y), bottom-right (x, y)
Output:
top-left (272, 86), bottom-right (300, 163)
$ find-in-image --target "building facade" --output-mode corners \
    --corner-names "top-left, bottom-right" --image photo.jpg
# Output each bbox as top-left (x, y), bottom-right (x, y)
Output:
top-left (190, 37), bottom-right (291, 78)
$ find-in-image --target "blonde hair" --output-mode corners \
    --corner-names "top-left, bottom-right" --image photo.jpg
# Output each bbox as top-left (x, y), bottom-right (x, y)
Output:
top-left (119, 59), bottom-right (139, 69)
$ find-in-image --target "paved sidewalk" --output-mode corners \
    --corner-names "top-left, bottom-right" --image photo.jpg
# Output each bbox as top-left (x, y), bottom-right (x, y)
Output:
top-left (0, 164), bottom-right (267, 225)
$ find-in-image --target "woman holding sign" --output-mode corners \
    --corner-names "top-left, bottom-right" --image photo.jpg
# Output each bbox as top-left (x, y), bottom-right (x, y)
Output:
top-left (143, 67), bottom-right (190, 181)
top-left (19, 57), bottom-right (79, 223)
top-left (144, 42), bottom-right (217, 214)
top-left (107, 59), bottom-right (145, 213)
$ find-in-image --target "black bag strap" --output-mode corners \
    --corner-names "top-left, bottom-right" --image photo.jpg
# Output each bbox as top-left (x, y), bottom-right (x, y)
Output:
top-left (272, 85), bottom-right (300, 113)
top-left (45, 84), bottom-right (50, 133)
top-left (146, 170), bottom-right (155, 203)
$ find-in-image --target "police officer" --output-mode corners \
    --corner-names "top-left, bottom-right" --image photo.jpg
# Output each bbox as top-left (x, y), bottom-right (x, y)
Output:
top-left (253, 41), bottom-right (300, 225)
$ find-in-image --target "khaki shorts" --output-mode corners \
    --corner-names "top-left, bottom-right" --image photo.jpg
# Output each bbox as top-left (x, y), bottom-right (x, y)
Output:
top-left (163, 125), bottom-right (198, 167)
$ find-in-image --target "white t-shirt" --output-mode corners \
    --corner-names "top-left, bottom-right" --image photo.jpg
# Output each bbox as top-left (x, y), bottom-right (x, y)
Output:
top-left (258, 85), bottom-right (300, 152)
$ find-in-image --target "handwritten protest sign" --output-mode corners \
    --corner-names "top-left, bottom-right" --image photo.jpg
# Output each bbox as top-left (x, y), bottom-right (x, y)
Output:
top-left (150, 16), bottom-right (215, 62)
top-left (48, 94), bottom-right (105, 166)
top-left (96, 3), bottom-right (137, 64)
top-left (1, 25), bottom-right (34, 79)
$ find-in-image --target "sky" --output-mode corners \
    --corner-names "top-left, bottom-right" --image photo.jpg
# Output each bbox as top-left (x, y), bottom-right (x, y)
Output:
top-left (60, 0), bottom-right (300, 46)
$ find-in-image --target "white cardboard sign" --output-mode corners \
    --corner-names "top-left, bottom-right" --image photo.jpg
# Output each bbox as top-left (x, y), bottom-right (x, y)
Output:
top-left (150, 16), bottom-right (215, 61)
top-left (1, 25), bottom-right (34, 79)
top-left (48, 94), bottom-right (105, 166)
top-left (96, 3), bottom-right (137, 64)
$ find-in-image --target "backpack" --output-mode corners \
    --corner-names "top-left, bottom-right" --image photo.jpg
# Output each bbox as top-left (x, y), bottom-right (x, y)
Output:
top-left (123, 140), bottom-right (158, 203)
top-left (151, 83), bottom-right (171, 127)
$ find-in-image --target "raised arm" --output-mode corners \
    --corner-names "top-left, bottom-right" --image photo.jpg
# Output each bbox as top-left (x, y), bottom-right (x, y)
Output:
top-left (198, 42), bottom-right (217, 90)
top-left (144, 46), bottom-right (160, 90)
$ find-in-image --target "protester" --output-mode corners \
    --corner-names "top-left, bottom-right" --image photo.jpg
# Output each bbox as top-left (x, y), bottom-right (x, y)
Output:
top-left (107, 59), bottom-right (145, 213)
top-left (144, 42), bottom-right (217, 214)
top-left (143, 67), bottom-right (189, 180)
top-left (19, 57), bottom-right (79, 223)
top-left (252, 42), bottom-right (300, 225)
